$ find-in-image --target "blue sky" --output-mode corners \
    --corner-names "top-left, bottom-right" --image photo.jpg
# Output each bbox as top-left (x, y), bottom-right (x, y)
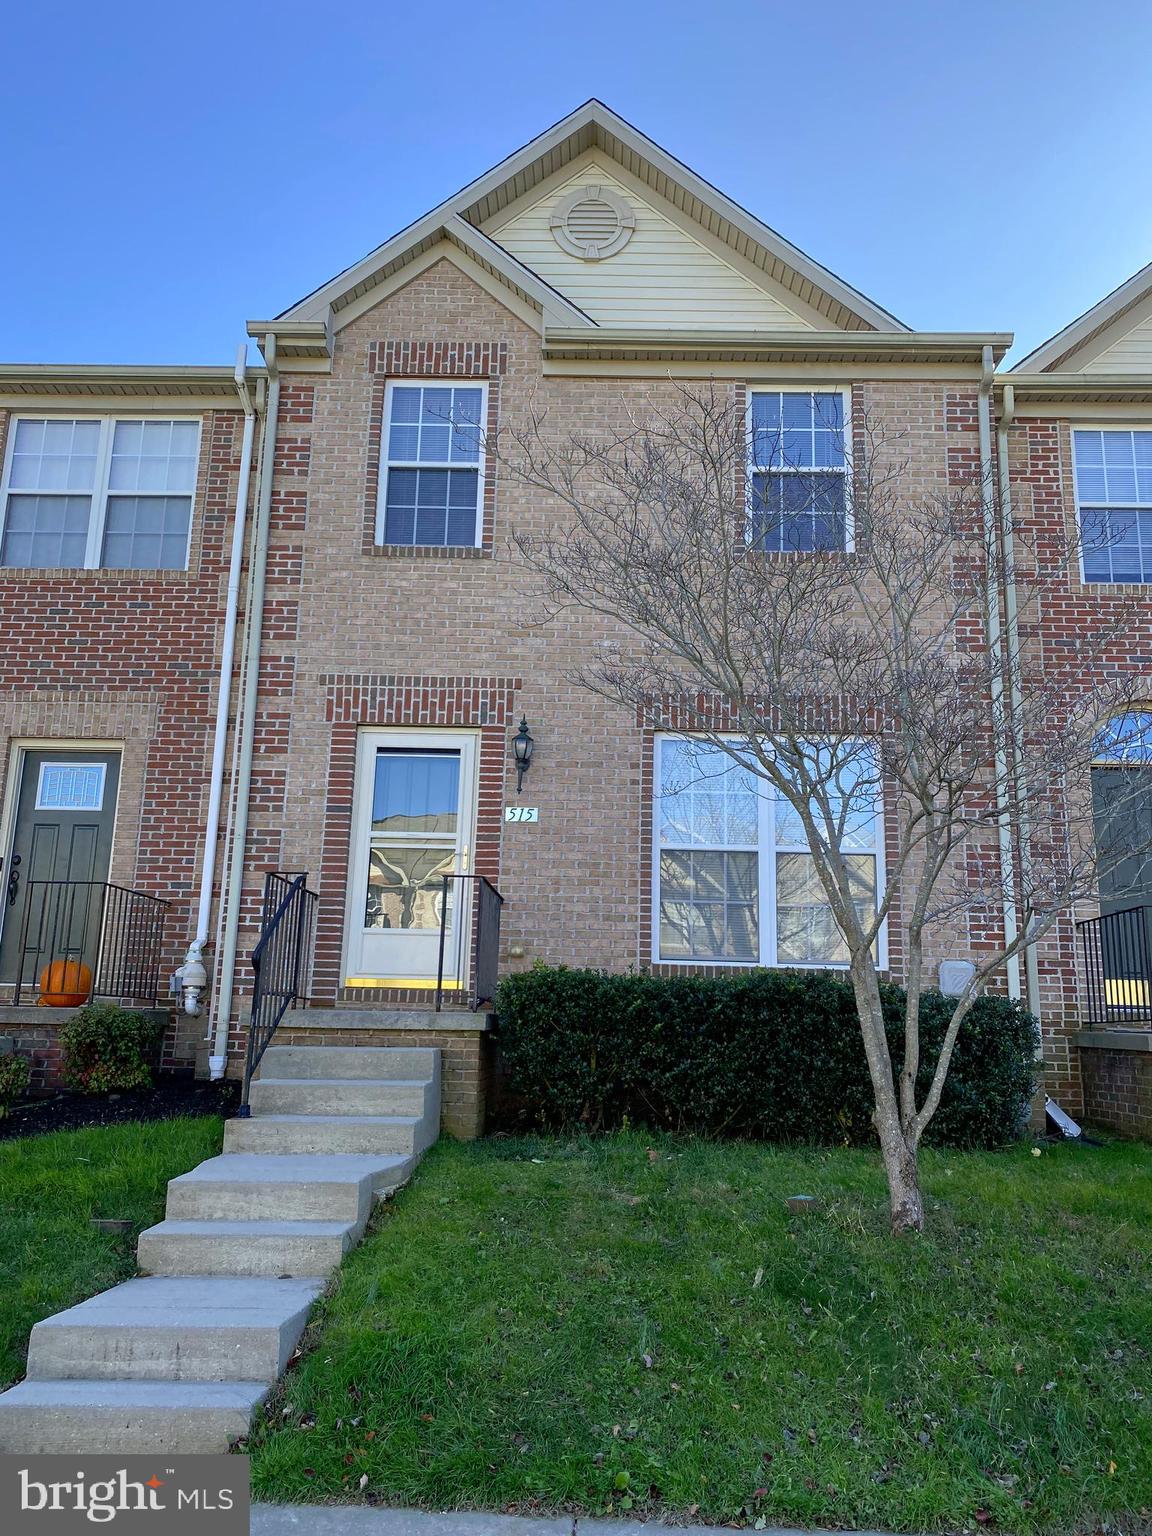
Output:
top-left (4, 0), bottom-right (1152, 366)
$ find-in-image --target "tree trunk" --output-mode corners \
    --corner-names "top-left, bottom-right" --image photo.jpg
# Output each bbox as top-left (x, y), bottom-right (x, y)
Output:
top-left (876, 1118), bottom-right (925, 1233)
top-left (847, 960), bottom-right (927, 1234)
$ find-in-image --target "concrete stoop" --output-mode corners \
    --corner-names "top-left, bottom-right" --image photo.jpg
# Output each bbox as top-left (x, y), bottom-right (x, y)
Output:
top-left (0, 1043), bottom-right (441, 1454)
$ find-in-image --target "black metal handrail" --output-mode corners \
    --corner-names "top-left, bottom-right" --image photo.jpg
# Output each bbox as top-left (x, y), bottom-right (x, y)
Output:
top-left (435, 872), bottom-right (503, 1013)
top-left (238, 871), bottom-right (318, 1115)
top-left (12, 880), bottom-right (168, 1007)
top-left (1077, 904), bottom-right (1152, 1027)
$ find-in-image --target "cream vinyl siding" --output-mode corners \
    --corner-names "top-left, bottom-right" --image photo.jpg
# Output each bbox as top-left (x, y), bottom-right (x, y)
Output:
top-left (488, 162), bottom-right (813, 330)
top-left (1081, 312), bottom-right (1152, 374)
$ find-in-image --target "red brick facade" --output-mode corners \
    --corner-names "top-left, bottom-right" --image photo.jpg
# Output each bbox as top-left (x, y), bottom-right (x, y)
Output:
top-left (4, 119), bottom-right (1151, 1139)
top-left (1079, 1040), bottom-right (1152, 1138)
top-left (0, 399), bottom-right (248, 1081)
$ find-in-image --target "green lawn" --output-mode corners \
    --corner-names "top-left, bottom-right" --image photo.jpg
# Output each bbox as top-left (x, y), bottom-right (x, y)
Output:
top-left (249, 1133), bottom-right (1152, 1533)
top-left (0, 1116), bottom-right (224, 1386)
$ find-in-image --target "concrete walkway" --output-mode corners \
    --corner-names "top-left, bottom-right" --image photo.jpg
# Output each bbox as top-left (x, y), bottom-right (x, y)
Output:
top-left (0, 1044), bottom-right (441, 1453)
top-left (251, 1507), bottom-right (898, 1536)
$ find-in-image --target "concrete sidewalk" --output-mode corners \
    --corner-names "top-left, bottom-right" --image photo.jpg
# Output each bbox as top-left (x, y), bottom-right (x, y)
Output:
top-left (251, 1505), bottom-right (897, 1536)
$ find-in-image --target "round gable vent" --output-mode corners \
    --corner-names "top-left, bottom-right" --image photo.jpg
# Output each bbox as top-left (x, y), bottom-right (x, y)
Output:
top-left (550, 185), bottom-right (635, 261)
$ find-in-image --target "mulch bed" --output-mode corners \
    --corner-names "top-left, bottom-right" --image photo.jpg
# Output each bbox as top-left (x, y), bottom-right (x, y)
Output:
top-left (0, 1076), bottom-right (239, 1141)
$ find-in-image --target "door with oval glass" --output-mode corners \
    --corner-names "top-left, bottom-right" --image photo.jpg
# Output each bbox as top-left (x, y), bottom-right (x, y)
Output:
top-left (344, 731), bottom-right (477, 988)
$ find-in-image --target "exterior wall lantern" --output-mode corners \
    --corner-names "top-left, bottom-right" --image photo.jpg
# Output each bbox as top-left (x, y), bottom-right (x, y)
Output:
top-left (512, 716), bottom-right (534, 793)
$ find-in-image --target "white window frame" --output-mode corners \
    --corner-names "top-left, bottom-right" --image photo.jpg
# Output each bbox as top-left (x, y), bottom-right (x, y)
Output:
top-left (651, 733), bottom-right (887, 971)
top-left (1071, 424), bottom-right (1152, 586)
top-left (746, 386), bottom-right (854, 554)
top-left (34, 760), bottom-right (107, 811)
top-left (0, 415), bottom-right (201, 572)
top-left (375, 379), bottom-right (489, 549)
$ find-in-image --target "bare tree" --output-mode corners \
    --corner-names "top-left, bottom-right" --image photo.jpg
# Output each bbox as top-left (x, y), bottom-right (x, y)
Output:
top-left (494, 383), bottom-right (1149, 1233)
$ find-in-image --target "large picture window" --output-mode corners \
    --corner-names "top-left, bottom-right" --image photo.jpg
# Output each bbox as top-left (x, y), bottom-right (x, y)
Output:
top-left (376, 382), bottom-right (486, 548)
top-left (0, 417), bottom-right (199, 570)
top-left (1074, 428), bottom-right (1152, 583)
top-left (748, 389), bottom-right (849, 553)
top-left (655, 736), bottom-right (883, 968)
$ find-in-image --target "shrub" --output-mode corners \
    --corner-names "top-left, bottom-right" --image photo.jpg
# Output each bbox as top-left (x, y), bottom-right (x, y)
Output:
top-left (59, 1003), bottom-right (165, 1095)
top-left (0, 1052), bottom-right (30, 1116)
top-left (494, 965), bottom-right (1039, 1149)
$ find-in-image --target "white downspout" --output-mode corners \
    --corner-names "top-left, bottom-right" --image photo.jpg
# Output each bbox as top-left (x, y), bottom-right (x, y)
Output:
top-left (207, 334), bottom-right (281, 1079)
top-left (996, 382), bottom-right (1043, 1020)
top-left (978, 345), bottom-right (1022, 1000)
top-left (180, 346), bottom-right (256, 1019)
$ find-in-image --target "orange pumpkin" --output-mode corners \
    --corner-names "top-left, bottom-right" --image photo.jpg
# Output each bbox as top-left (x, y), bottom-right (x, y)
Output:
top-left (38, 959), bottom-right (93, 1008)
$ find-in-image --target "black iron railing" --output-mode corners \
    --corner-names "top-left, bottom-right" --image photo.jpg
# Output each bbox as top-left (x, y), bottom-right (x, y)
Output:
top-left (13, 880), bottom-right (168, 1007)
top-left (435, 872), bottom-right (503, 1013)
top-left (1077, 904), bottom-right (1152, 1027)
top-left (238, 871), bottom-right (318, 1115)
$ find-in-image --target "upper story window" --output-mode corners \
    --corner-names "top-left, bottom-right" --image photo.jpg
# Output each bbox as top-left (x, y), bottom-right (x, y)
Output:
top-left (0, 417), bottom-right (199, 571)
top-left (748, 389), bottom-right (849, 553)
top-left (376, 382), bottom-right (486, 549)
top-left (654, 736), bottom-right (883, 969)
top-left (1074, 428), bottom-right (1152, 583)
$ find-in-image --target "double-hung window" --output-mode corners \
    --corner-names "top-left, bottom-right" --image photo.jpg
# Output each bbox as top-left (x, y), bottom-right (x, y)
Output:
top-left (377, 382), bottom-right (486, 548)
top-left (0, 417), bottom-right (199, 570)
top-left (1074, 428), bottom-right (1152, 583)
top-left (748, 389), bottom-right (849, 552)
top-left (655, 736), bottom-right (883, 968)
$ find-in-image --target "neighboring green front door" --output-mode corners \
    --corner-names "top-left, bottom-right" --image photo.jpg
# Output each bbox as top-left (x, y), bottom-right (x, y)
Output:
top-left (0, 751), bottom-right (121, 989)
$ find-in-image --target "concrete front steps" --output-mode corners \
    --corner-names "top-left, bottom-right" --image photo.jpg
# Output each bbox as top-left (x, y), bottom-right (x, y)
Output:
top-left (0, 1042), bottom-right (440, 1454)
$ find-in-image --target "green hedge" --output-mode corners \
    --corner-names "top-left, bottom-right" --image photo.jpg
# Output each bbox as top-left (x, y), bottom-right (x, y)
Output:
top-left (494, 966), bottom-right (1039, 1149)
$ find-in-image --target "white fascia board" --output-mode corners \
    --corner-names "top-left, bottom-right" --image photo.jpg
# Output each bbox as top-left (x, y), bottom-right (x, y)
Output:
top-left (446, 218), bottom-right (596, 327)
top-left (279, 213), bottom-right (595, 332)
top-left (543, 328), bottom-right (1011, 363)
top-left (1013, 260), bottom-right (1152, 372)
top-left (573, 104), bottom-right (910, 334)
top-left (997, 370), bottom-right (1152, 406)
top-left (0, 364), bottom-right (262, 401)
top-left (278, 99), bottom-right (908, 335)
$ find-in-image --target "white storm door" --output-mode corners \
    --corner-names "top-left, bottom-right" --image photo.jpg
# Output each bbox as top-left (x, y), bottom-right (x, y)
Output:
top-left (345, 731), bottom-right (477, 985)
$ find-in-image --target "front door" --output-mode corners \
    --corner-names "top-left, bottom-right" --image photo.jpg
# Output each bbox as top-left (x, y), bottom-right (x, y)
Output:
top-left (344, 732), bottom-right (477, 987)
top-left (0, 750), bottom-right (121, 988)
top-left (1092, 765), bottom-right (1152, 916)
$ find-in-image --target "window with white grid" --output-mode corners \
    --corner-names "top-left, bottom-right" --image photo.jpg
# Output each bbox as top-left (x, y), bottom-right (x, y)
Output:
top-left (654, 736), bottom-right (883, 968)
top-left (1074, 428), bottom-right (1152, 583)
top-left (748, 389), bottom-right (850, 553)
top-left (376, 383), bottom-right (487, 548)
top-left (0, 417), bottom-right (199, 570)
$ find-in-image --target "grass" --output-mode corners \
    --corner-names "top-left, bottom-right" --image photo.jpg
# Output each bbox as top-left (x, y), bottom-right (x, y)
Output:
top-left (0, 1115), bottom-right (224, 1386)
top-left (248, 1133), bottom-right (1152, 1533)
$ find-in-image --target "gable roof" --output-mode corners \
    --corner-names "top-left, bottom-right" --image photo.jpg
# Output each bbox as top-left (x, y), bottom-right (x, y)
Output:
top-left (276, 100), bottom-right (909, 335)
top-left (1012, 259), bottom-right (1152, 373)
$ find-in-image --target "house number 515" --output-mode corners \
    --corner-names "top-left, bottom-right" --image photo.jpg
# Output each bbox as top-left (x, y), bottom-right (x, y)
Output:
top-left (505, 806), bottom-right (539, 823)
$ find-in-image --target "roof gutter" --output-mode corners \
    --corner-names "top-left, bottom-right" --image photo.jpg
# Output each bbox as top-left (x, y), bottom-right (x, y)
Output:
top-left (206, 334), bottom-right (280, 1079)
top-left (997, 371), bottom-right (1152, 404)
top-left (541, 330), bottom-right (1013, 369)
top-left (978, 344), bottom-right (1022, 1001)
top-left (179, 347), bottom-right (258, 1018)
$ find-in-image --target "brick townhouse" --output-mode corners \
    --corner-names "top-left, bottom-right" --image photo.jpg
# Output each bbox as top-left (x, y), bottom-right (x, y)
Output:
top-left (1, 100), bottom-right (1150, 1136)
